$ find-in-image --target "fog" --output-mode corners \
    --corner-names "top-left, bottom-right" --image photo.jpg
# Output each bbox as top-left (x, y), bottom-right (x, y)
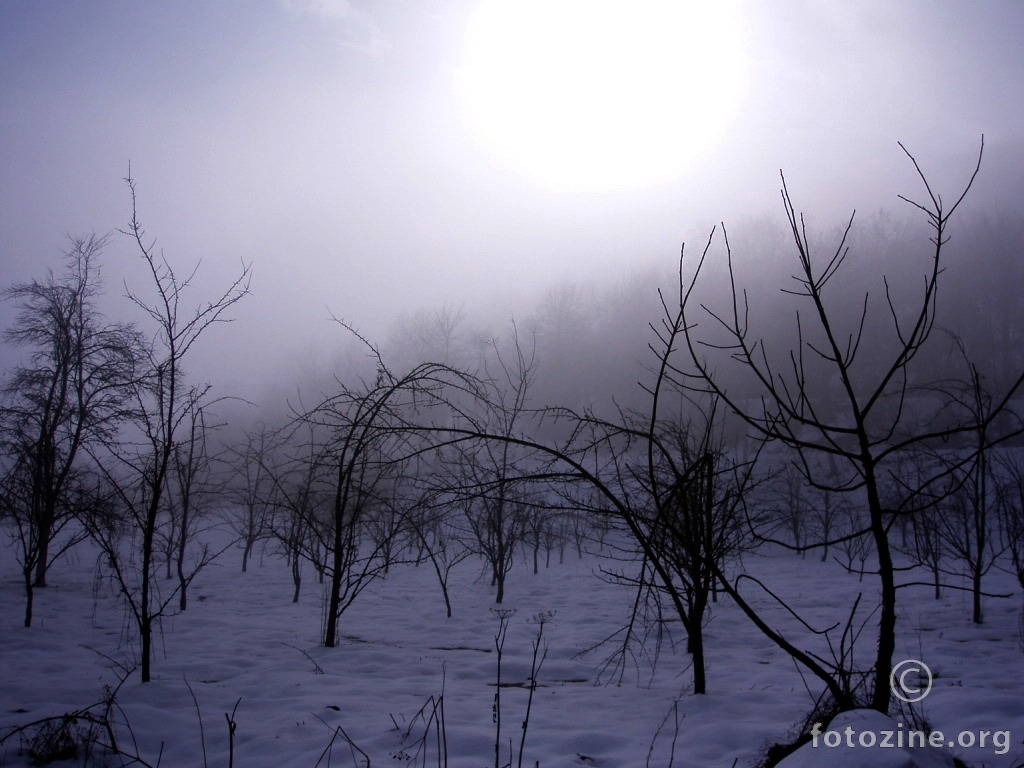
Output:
top-left (3, 0), bottom-right (1023, 414)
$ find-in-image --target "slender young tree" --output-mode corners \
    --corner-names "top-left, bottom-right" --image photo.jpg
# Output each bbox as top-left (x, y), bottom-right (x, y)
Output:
top-left (91, 173), bottom-right (250, 682)
top-left (995, 450), bottom-right (1024, 594)
top-left (641, 411), bottom-right (754, 694)
top-left (223, 425), bottom-right (276, 572)
top-left (310, 325), bottom-right (484, 646)
top-left (928, 337), bottom-right (1015, 623)
top-left (453, 328), bottom-right (540, 604)
top-left (165, 398), bottom-right (223, 611)
top-left (401, 482), bottom-right (472, 617)
top-left (261, 424), bottom-right (330, 604)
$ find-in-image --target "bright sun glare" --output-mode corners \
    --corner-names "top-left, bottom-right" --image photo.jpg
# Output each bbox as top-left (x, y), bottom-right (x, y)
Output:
top-left (456, 0), bottom-right (748, 193)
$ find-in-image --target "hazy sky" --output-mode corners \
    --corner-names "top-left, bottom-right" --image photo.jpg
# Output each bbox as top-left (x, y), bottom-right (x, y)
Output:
top-left (2, 0), bottom-right (1023, 400)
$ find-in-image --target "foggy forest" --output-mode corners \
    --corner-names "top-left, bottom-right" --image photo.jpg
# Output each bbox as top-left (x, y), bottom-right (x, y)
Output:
top-left (2, 2), bottom-right (1024, 768)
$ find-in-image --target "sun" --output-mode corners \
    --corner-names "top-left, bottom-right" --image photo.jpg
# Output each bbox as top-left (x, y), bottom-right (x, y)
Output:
top-left (455, 0), bottom-right (748, 193)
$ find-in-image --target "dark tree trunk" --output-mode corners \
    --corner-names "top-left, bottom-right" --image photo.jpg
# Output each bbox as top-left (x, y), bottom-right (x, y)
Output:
top-left (23, 569), bottom-right (35, 628)
top-left (141, 500), bottom-right (159, 683)
top-left (972, 570), bottom-right (983, 624)
top-left (32, 504), bottom-right (55, 588)
top-left (441, 577), bottom-right (453, 618)
top-left (176, 517), bottom-right (189, 612)
top-left (495, 571), bottom-right (505, 604)
top-left (868, 473), bottom-right (896, 714)
top-left (291, 553), bottom-right (301, 603)
top-left (690, 627), bottom-right (706, 695)
top-left (686, 593), bottom-right (708, 695)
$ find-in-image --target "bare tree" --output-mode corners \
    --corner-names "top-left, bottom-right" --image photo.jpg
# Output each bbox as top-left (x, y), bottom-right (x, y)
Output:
top-left (164, 399), bottom-right (224, 611)
top-left (932, 336), bottom-right (1016, 623)
top-left (994, 448), bottom-right (1024, 655)
top-left (767, 463), bottom-right (810, 553)
top-left (311, 394), bottom-right (410, 646)
top-left (522, 492), bottom-right (560, 575)
top-left (223, 425), bottom-right (276, 572)
top-left (452, 329), bottom-right (541, 603)
top-left (90, 173), bottom-right (251, 682)
top-left (401, 467), bottom-right (472, 617)
top-left (809, 486), bottom-right (847, 563)
top-left (674, 139), bottom-right (1023, 711)
top-left (834, 504), bottom-right (872, 582)
top-left (0, 236), bottom-right (139, 627)
top-left (418, 313), bottom-right (757, 694)
top-left (362, 466), bottom-right (410, 576)
top-left (995, 449), bottom-right (1024, 594)
top-left (261, 425), bottom-right (330, 604)
top-left (637, 409), bottom-right (754, 694)
top-left (387, 302), bottom-right (470, 370)
top-left (309, 325), bottom-right (483, 646)
top-left (901, 496), bottom-right (946, 599)
top-left (453, 444), bottom-right (529, 604)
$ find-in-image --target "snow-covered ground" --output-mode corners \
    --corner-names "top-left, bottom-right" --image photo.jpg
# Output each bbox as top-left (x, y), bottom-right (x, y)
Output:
top-left (1, 531), bottom-right (1022, 768)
